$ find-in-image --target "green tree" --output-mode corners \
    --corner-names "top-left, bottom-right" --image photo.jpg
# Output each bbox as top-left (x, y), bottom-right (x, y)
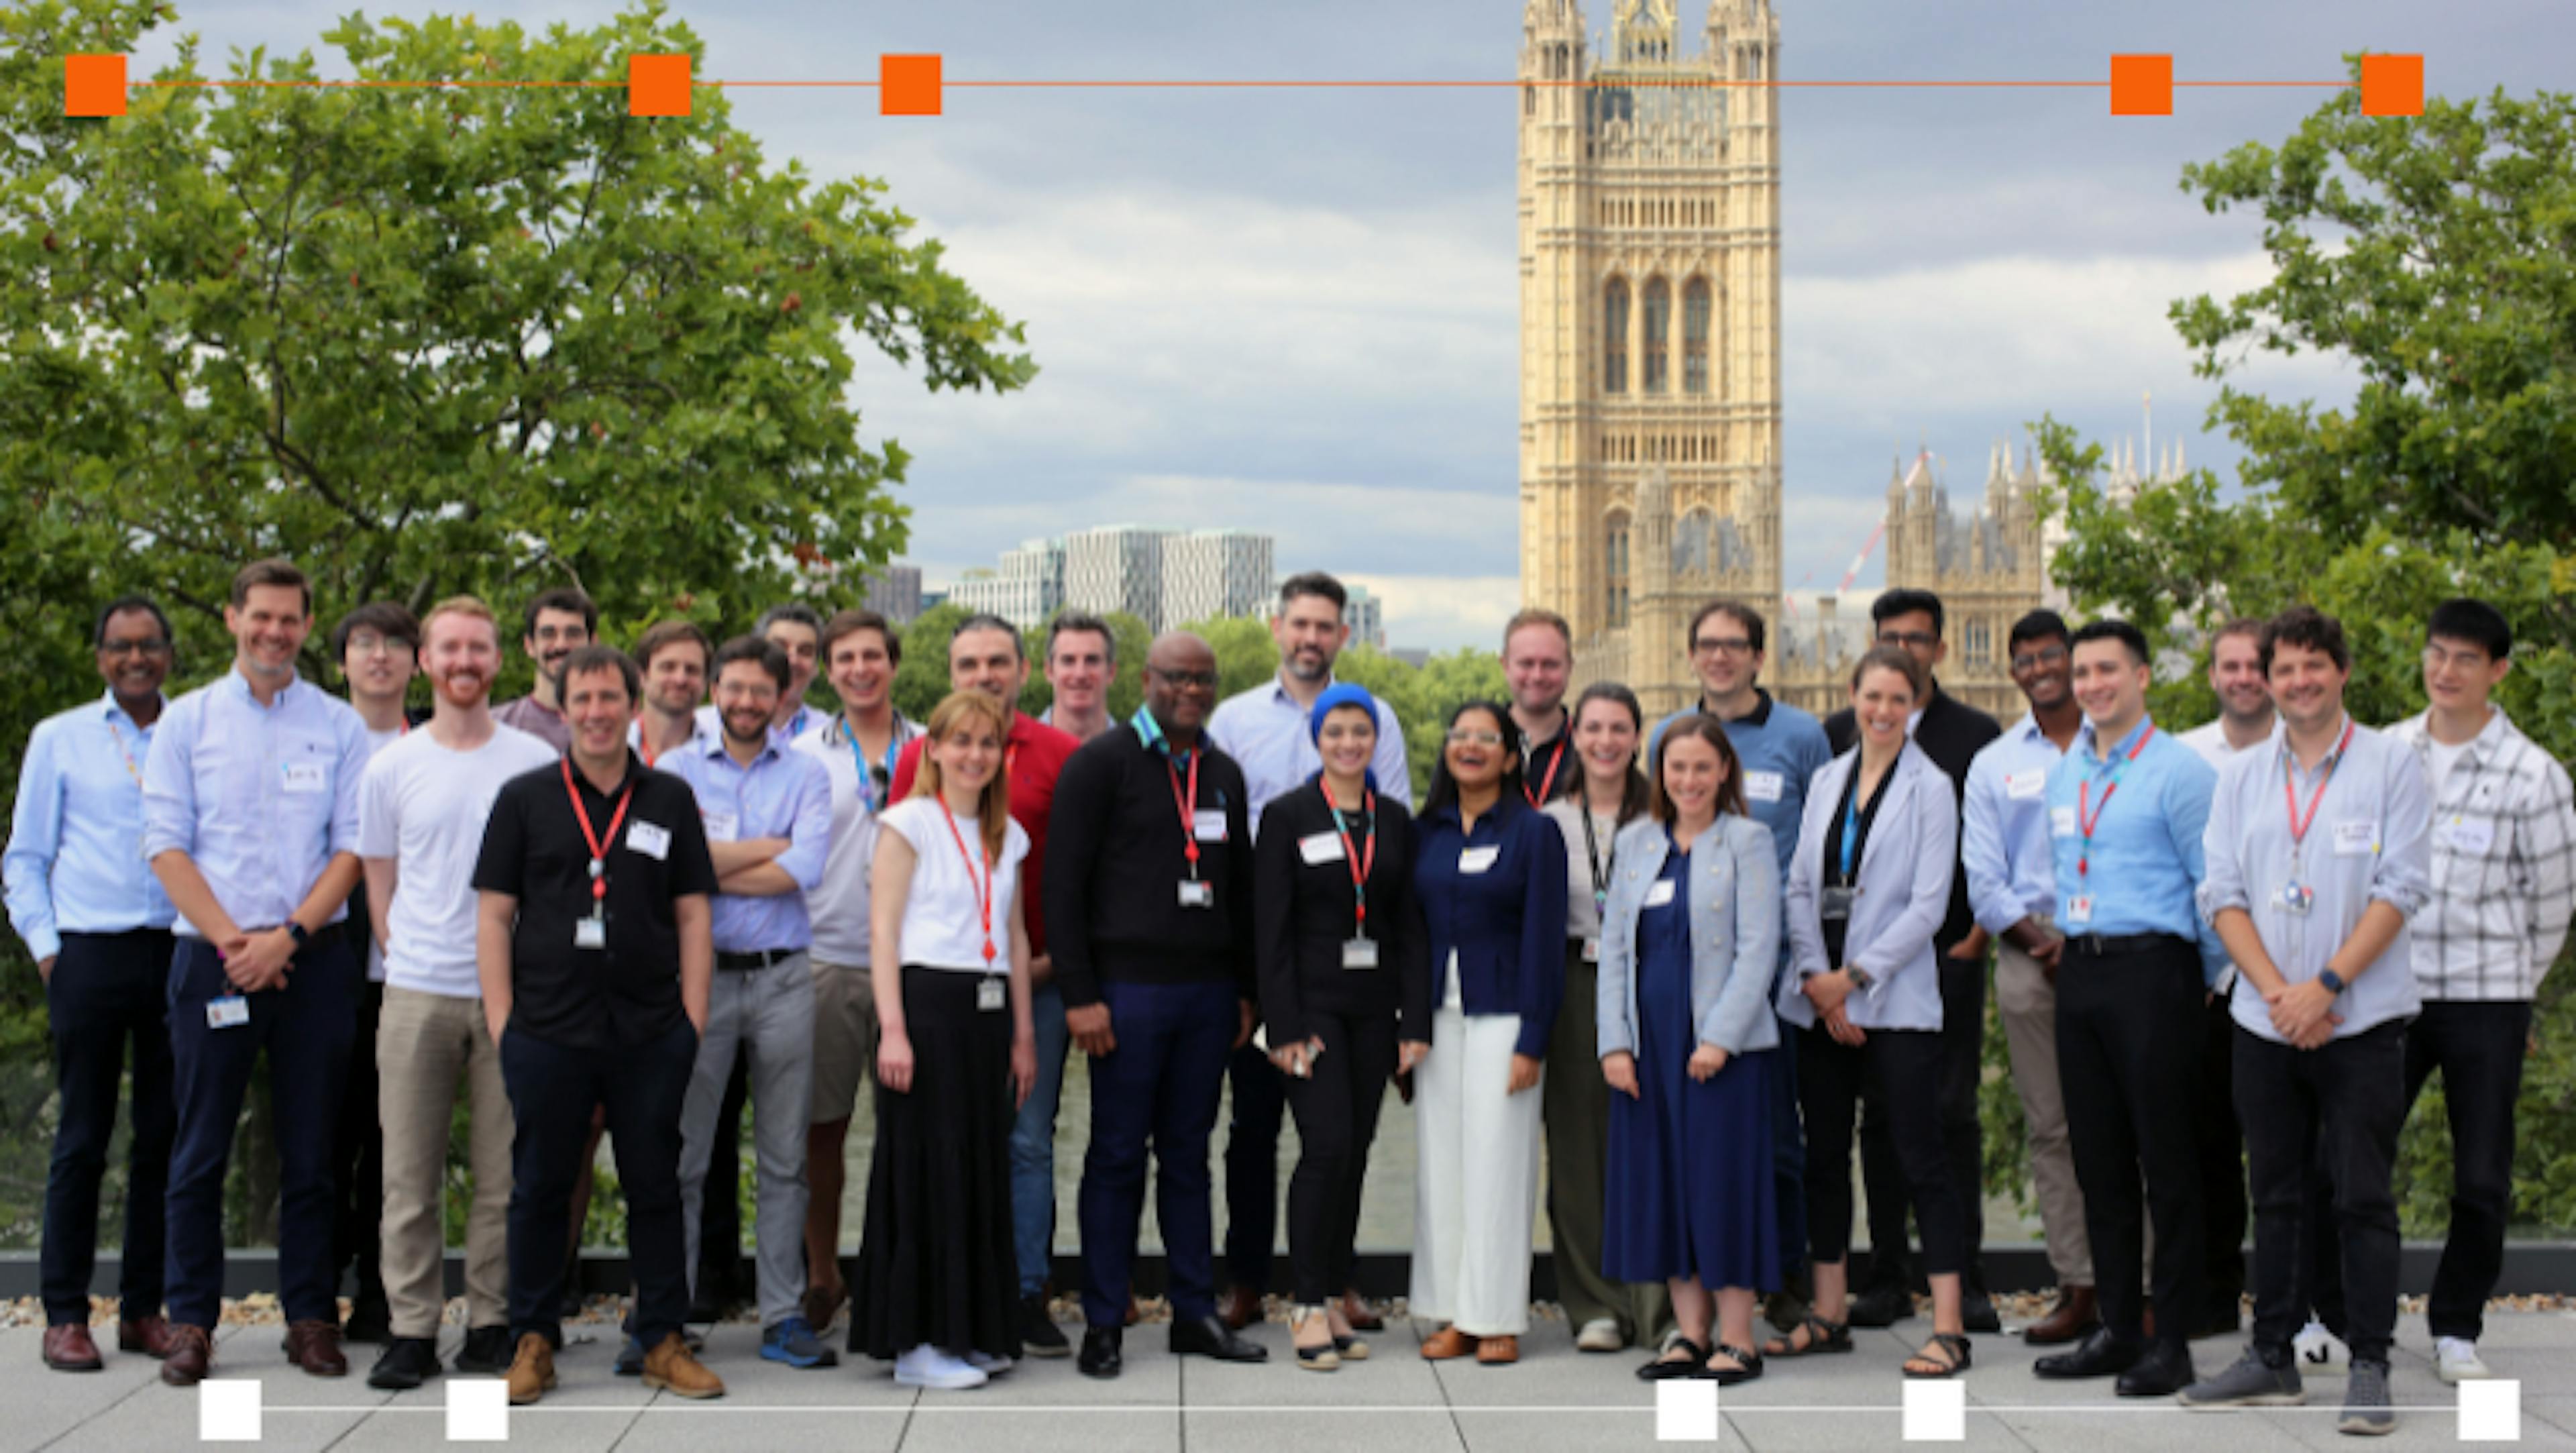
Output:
top-left (2038, 64), bottom-right (2576, 1233)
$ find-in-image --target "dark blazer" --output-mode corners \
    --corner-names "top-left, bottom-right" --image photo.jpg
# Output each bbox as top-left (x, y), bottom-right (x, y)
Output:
top-left (1411, 794), bottom-right (1570, 1059)
top-left (1252, 780), bottom-right (1432, 1048)
top-left (1826, 684), bottom-right (1999, 948)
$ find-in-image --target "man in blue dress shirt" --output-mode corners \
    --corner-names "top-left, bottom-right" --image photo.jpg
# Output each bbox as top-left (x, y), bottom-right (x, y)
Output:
top-left (6, 596), bottom-right (184, 1372)
top-left (142, 559), bottom-right (374, 1386)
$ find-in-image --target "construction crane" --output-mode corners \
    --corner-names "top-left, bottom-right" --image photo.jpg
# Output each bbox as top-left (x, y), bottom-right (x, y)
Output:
top-left (1782, 519), bottom-right (1888, 618)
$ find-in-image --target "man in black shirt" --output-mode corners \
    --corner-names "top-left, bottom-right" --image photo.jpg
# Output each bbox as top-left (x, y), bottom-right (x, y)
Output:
top-left (472, 646), bottom-right (724, 1405)
top-left (1824, 589), bottom-right (2004, 1332)
top-left (1048, 633), bottom-right (1267, 1378)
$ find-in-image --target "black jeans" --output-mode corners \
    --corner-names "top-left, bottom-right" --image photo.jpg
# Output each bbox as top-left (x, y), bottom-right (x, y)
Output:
top-left (1857, 949), bottom-right (1985, 1293)
top-left (2237, 1020), bottom-right (2405, 1365)
top-left (1280, 1010), bottom-right (1397, 1305)
top-left (42, 929), bottom-right (176, 1324)
top-left (2055, 936), bottom-right (2206, 1350)
top-left (2195, 989), bottom-right (2248, 1309)
top-left (502, 1019), bottom-right (698, 1350)
top-left (1799, 1023), bottom-right (1964, 1275)
top-left (1222, 1040), bottom-right (1287, 1293)
top-left (329, 978), bottom-right (385, 1311)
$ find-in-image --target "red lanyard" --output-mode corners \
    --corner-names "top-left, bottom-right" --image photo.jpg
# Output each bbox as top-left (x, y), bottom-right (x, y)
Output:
top-left (560, 757), bottom-right (635, 906)
top-left (1328, 790), bottom-right (1376, 933)
top-left (2284, 718), bottom-right (2357, 852)
top-left (2076, 723), bottom-right (2157, 878)
top-left (1169, 749), bottom-right (1202, 871)
top-left (937, 805), bottom-right (998, 964)
top-left (1521, 735), bottom-right (1565, 808)
top-left (104, 719), bottom-right (144, 786)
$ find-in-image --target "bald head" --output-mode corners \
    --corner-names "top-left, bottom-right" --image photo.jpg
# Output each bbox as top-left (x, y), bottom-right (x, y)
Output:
top-left (1143, 632), bottom-right (1219, 739)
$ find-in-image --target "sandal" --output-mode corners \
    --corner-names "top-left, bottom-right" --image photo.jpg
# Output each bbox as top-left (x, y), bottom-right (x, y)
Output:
top-left (1902, 1331), bottom-right (1972, 1379)
top-left (1761, 1313), bottom-right (1853, 1358)
top-left (1707, 1343), bottom-right (1765, 1387)
top-left (1289, 1305), bottom-right (1340, 1372)
top-left (1635, 1336), bottom-right (1710, 1382)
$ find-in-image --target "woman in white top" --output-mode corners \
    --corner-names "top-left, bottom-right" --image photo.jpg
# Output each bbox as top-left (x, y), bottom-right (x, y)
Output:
top-left (849, 691), bottom-right (1037, 1391)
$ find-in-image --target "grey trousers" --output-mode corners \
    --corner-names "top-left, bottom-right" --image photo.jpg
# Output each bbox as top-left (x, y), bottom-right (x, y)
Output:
top-left (678, 953), bottom-right (816, 1329)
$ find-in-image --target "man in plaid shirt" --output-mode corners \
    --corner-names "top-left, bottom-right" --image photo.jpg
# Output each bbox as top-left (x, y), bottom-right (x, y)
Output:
top-left (2377, 598), bottom-right (2573, 1384)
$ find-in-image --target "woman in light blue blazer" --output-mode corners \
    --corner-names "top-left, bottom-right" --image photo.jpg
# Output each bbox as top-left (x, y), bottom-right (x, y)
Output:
top-left (1598, 714), bottom-right (1782, 1385)
top-left (1764, 647), bottom-right (1972, 1379)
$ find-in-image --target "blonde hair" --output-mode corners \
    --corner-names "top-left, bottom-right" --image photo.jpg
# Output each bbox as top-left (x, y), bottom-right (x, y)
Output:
top-left (912, 690), bottom-right (1014, 861)
top-left (420, 594), bottom-right (500, 648)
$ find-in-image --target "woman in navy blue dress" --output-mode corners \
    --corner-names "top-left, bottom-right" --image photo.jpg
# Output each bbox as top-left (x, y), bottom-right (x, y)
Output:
top-left (1598, 714), bottom-right (1782, 1384)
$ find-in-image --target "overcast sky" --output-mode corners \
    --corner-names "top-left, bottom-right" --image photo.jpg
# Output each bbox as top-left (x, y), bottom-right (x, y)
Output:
top-left (134, 1), bottom-right (2568, 647)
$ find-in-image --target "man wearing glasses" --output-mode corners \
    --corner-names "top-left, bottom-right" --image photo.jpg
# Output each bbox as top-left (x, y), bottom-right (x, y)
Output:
top-left (7, 597), bottom-right (183, 1372)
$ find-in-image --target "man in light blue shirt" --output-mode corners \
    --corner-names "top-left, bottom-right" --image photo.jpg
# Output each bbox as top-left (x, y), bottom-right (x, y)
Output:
top-left (2184, 607), bottom-right (2430, 1434)
top-left (5, 595), bottom-right (183, 1372)
top-left (142, 559), bottom-right (372, 1386)
top-left (656, 635), bottom-right (837, 1370)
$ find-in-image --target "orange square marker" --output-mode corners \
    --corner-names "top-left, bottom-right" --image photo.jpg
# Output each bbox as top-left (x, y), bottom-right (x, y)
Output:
top-left (2360, 54), bottom-right (2423, 116)
top-left (881, 54), bottom-right (942, 116)
top-left (2109, 54), bottom-right (2172, 117)
top-left (65, 54), bottom-right (127, 117)
top-left (629, 54), bottom-right (690, 117)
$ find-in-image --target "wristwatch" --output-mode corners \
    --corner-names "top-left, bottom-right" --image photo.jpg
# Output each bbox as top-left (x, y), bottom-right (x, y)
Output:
top-left (2318, 968), bottom-right (2347, 995)
top-left (286, 921), bottom-right (311, 949)
top-left (1845, 965), bottom-right (1876, 991)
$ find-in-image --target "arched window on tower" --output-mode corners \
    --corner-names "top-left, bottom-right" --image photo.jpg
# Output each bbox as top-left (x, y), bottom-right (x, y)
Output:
top-left (1604, 278), bottom-right (1631, 394)
top-left (1605, 511), bottom-right (1631, 628)
top-left (1683, 278), bottom-right (1711, 394)
top-left (1642, 278), bottom-right (1670, 394)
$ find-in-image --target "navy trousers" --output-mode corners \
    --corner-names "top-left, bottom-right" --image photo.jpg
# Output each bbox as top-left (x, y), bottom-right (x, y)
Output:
top-left (1077, 978), bottom-right (1236, 1328)
top-left (43, 928), bottom-right (176, 1324)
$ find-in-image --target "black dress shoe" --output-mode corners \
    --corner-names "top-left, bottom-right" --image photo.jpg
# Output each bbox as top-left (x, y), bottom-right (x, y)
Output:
top-left (1170, 1313), bottom-right (1269, 1362)
top-left (1077, 1328), bottom-right (1123, 1379)
top-left (1961, 1287), bottom-right (2003, 1334)
top-left (2033, 1326), bottom-right (2145, 1380)
top-left (366, 1336), bottom-right (442, 1391)
top-left (2116, 1341), bottom-right (2196, 1397)
top-left (1845, 1283), bottom-right (1913, 1329)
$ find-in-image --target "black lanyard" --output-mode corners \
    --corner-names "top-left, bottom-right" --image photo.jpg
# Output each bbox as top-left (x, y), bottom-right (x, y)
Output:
top-left (1578, 803), bottom-right (1614, 910)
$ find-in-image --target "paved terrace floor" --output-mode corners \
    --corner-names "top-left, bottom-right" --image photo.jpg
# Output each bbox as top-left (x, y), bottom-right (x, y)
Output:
top-left (4, 1307), bottom-right (2571, 1451)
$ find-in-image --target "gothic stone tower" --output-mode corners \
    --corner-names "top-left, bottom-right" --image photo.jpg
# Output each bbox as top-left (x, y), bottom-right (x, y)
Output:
top-left (1518, 0), bottom-right (1783, 718)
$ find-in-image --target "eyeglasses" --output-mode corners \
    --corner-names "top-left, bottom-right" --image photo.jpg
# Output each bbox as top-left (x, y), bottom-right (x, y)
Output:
top-left (2422, 644), bottom-right (2491, 672)
top-left (1692, 637), bottom-right (1755, 657)
top-left (1878, 631), bottom-right (1939, 651)
top-left (99, 637), bottom-right (170, 657)
top-left (345, 634), bottom-right (413, 658)
top-left (1446, 729), bottom-right (1505, 747)
top-left (2010, 643), bottom-right (2068, 673)
top-left (1149, 667), bottom-right (1219, 690)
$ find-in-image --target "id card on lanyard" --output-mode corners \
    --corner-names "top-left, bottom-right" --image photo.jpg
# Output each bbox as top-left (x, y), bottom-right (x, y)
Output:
top-left (2276, 719), bottom-right (2355, 916)
top-left (2069, 723), bottom-right (2156, 926)
top-left (1329, 791), bottom-right (1377, 967)
top-left (1171, 749), bottom-right (1214, 908)
top-left (561, 758), bottom-right (633, 949)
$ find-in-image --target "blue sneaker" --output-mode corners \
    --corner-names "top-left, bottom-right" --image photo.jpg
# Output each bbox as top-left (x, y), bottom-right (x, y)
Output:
top-left (761, 1317), bottom-right (839, 1370)
top-left (613, 1335), bottom-right (645, 1378)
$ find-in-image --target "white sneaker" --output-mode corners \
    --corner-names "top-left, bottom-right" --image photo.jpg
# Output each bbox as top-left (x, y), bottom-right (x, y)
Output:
top-left (2435, 1338), bottom-right (2491, 1384)
top-left (965, 1349), bottom-right (1015, 1377)
top-left (2295, 1320), bottom-right (2350, 1372)
top-left (894, 1344), bottom-right (989, 1391)
top-left (1576, 1318), bottom-right (1623, 1353)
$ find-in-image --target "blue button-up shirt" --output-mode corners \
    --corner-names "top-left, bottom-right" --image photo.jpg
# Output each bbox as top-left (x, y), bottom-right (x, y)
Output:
top-left (1208, 674), bottom-right (1411, 839)
top-left (658, 731), bottom-right (833, 953)
top-left (142, 670), bottom-right (369, 938)
top-left (1963, 712), bottom-right (2072, 935)
top-left (6, 691), bottom-right (178, 961)
top-left (1652, 690), bottom-right (1833, 883)
top-left (2199, 714), bottom-right (2431, 1042)
top-left (2043, 716), bottom-right (2228, 983)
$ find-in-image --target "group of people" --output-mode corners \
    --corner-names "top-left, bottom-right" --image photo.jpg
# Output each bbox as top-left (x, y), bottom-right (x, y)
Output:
top-left (7, 557), bottom-right (2566, 1438)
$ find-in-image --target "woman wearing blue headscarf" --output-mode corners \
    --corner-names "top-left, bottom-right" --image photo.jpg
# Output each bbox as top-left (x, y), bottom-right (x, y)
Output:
top-left (1251, 684), bottom-right (1431, 1370)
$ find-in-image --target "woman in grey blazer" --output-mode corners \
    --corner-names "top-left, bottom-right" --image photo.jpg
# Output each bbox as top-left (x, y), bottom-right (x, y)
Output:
top-left (1764, 647), bottom-right (1973, 1379)
top-left (1597, 715), bottom-right (1783, 1384)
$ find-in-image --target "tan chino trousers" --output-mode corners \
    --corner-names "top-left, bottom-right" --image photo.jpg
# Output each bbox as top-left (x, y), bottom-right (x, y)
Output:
top-left (376, 985), bottom-right (515, 1337)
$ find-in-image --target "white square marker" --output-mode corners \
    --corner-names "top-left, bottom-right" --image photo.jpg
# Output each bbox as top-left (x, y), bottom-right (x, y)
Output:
top-left (1655, 1379), bottom-right (1719, 1442)
top-left (447, 1377), bottom-right (511, 1442)
top-left (1902, 1379), bottom-right (1966, 1442)
top-left (198, 1380), bottom-right (262, 1442)
top-left (2459, 1379), bottom-right (2521, 1442)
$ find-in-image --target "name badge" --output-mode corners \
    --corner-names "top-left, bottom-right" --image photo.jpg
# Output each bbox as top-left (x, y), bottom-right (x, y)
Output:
top-left (1644, 879), bottom-right (1677, 908)
top-left (627, 821), bottom-right (672, 861)
top-left (1459, 846), bottom-right (1501, 875)
top-left (1743, 770), bottom-right (1784, 804)
top-left (1580, 937), bottom-right (1601, 963)
top-left (2006, 768), bottom-right (2048, 801)
top-left (701, 809), bottom-right (739, 844)
top-left (2049, 806), bottom-right (2077, 838)
top-left (2065, 895), bottom-right (2094, 926)
top-left (1298, 831), bottom-right (1346, 866)
top-left (1193, 809), bottom-right (1228, 843)
top-left (1178, 879), bottom-right (1215, 909)
top-left (977, 975), bottom-right (1007, 1012)
top-left (2437, 816), bottom-right (2496, 855)
top-left (280, 761), bottom-right (327, 795)
top-left (1341, 938), bottom-right (1379, 970)
top-left (1818, 885), bottom-right (1856, 922)
top-left (2332, 820), bottom-right (2378, 857)
top-left (206, 995), bottom-right (251, 1029)
top-left (574, 916), bottom-right (607, 949)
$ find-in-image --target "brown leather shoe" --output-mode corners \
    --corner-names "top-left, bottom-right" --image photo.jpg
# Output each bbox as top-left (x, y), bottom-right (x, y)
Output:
top-left (281, 1320), bottom-right (348, 1377)
top-left (43, 1324), bottom-right (104, 1372)
top-left (119, 1314), bottom-right (178, 1358)
top-left (641, 1331), bottom-right (725, 1399)
top-left (2023, 1285), bottom-right (2100, 1347)
top-left (1476, 1334), bottom-right (1520, 1365)
top-left (159, 1324), bottom-right (214, 1387)
top-left (1419, 1326), bottom-right (1479, 1360)
top-left (506, 1332), bottom-right (556, 1406)
top-left (1338, 1289), bottom-right (1385, 1333)
top-left (1217, 1283), bottom-right (1263, 1332)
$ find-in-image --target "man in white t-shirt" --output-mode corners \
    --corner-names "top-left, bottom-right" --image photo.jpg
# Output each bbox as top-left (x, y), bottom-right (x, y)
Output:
top-left (356, 597), bottom-right (557, 1392)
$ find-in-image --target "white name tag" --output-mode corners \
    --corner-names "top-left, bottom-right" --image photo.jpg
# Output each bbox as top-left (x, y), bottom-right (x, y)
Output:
top-left (2006, 768), bottom-right (2048, 801)
top-left (206, 995), bottom-right (251, 1029)
top-left (701, 809), bottom-right (739, 844)
top-left (573, 916), bottom-right (607, 949)
top-left (1193, 809), bottom-right (1228, 843)
top-left (280, 761), bottom-right (327, 795)
top-left (1177, 879), bottom-right (1215, 908)
top-left (1459, 845), bottom-right (1501, 875)
top-left (1580, 937), bottom-right (1601, 963)
top-left (1644, 879), bottom-right (1677, 908)
top-left (2436, 816), bottom-right (2495, 855)
top-left (2065, 894), bottom-right (2094, 926)
top-left (626, 821), bottom-right (672, 861)
top-left (1341, 938), bottom-right (1379, 970)
top-left (1298, 831), bottom-right (1345, 866)
top-left (1743, 770), bottom-right (1784, 804)
top-left (977, 975), bottom-right (1007, 1012)
top-left (2050, 806), bottom-right (2077, 838)
top-left (2332, 820), bottom-right (2379, 857)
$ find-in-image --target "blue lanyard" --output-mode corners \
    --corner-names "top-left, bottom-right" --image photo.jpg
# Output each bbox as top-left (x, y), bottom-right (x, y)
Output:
top-left (1838, 788), bottom-right (1862, 881)
top-left (847, 723), bottom-right (904, 812)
